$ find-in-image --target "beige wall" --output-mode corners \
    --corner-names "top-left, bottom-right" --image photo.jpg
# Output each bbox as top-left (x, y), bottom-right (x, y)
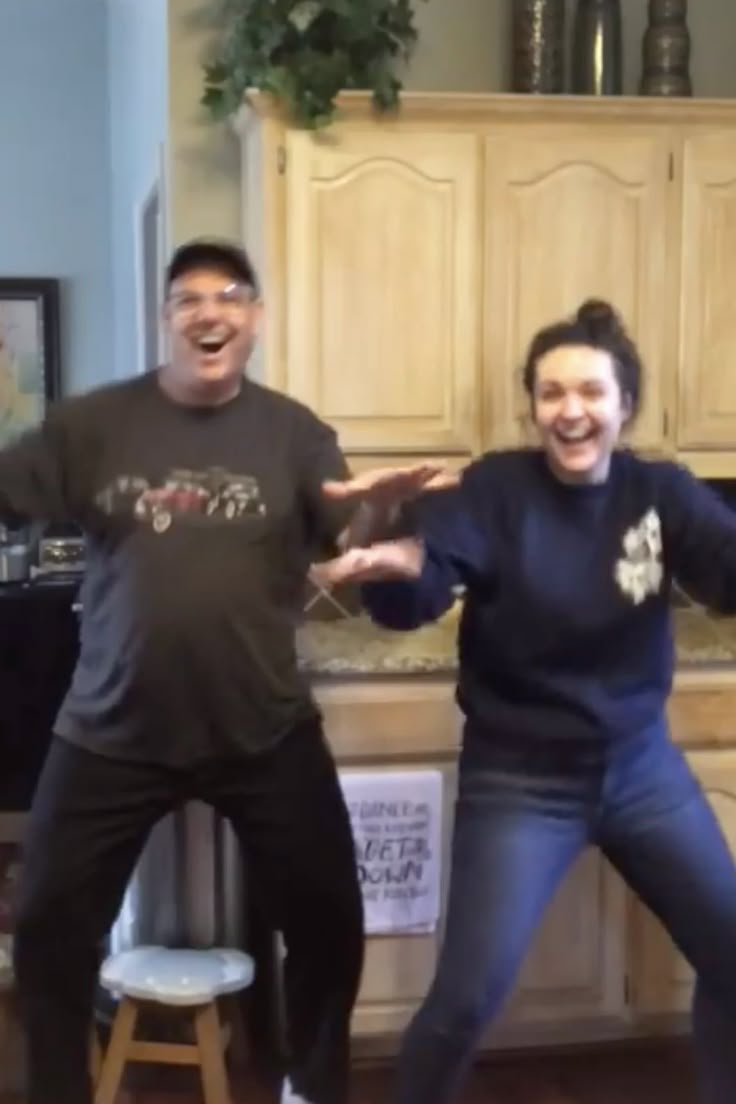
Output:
top-left (407, 0), bottom-right (736, 97)
top-left (168, 0), bottom-right (242, 243)
top-left (167, 0), bottom-right (736, 245)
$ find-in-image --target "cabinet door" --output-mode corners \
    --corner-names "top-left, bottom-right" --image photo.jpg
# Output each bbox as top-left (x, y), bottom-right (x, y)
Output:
top-left (678, 133), bottom-right (736, 448)
top-left (316, 680), bottom-right (462, 1046)
top-left (284, 128), bottom-right (481, 455)
top-left (481, 850), bottom-right (628, 1049)
top-left (349, 757), bottom-right (459, 1043)
top-left (630, 749), bottom-right (736, 1019)
top-left (484, 127), bottom-right (673, 453)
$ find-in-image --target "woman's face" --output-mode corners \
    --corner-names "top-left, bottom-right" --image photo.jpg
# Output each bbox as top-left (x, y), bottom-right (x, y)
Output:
top-left (532, 344), bottom-right (632, 485)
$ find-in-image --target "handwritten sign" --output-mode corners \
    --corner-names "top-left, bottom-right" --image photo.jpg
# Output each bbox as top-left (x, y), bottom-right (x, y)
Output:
top-left (339, 770), bottom-right (443, 935)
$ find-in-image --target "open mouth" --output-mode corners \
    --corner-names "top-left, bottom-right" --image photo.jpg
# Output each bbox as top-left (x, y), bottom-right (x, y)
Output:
top-left (554, 426), bottom-right (597, 447)
top-left (195, 335), bottom-right (229, 356)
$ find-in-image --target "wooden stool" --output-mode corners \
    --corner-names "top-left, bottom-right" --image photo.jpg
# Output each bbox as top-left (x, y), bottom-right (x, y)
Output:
top-left (94, 945), bottom-right (255, 1104)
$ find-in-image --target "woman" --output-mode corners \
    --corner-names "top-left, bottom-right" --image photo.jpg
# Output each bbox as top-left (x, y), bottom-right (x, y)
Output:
top-left (319, 300), bottom-right (736, 1104)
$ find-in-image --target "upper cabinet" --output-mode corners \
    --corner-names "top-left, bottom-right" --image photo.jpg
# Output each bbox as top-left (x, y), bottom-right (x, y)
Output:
top-left (484, 128), bottom-right (673, 453)
top-left (282, 128), bottom-right (481, 454)
top-left (678, 132), bottom-right (736, 450)
top-left (237, 94), bottom-right (736, 474)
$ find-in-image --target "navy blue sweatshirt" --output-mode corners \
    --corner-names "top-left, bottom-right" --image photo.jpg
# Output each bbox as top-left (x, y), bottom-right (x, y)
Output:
top-left (362, 449), bottom-right (736, 744)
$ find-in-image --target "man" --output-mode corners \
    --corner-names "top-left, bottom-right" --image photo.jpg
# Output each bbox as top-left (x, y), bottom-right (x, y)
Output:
top-left (4, 239), bottom-right (443, 1104)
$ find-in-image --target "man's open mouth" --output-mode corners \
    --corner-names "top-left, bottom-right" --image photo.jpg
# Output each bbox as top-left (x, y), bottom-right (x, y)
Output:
top-left (195, 335), bottom-right (229, 355)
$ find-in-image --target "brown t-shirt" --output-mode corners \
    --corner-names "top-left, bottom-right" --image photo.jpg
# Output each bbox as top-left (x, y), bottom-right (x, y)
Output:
top-left (0, 373), bottom-right (349, 764)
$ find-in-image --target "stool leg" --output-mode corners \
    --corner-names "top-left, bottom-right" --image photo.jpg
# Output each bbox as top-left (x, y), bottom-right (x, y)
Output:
top-left (194, 1001), bottom-right (231, 1104)
top-left (95, 997), bottom-right (138, 1104)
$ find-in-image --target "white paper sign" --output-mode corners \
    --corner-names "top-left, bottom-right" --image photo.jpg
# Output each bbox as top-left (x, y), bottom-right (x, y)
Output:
top-left (339, 770), bottom-right (443, 935)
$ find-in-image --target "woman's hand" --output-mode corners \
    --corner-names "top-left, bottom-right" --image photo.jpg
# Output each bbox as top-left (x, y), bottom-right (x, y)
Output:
top-left (310, 538), bottom-right (425, 588)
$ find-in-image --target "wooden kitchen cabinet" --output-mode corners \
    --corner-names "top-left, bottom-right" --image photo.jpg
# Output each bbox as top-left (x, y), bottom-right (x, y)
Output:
top-left (483, 127), bottom-right (673, 454)
top-left (491, 850), bottom-right (628, 1047)
top-left (630, 748), bottom-right (736, 1022)
top-left (237, 93), bottom-right (736, 475)
top-left (677, 132), bottom-right (736, 451)
top-left (308, 670), bottom-right (736, 1052)
top-left (282, 129), bottom-right (482, 456)
top-left (316, 676), bottom-right (631, 1052)
top-left (316, 678), bottom-right (462, 1047)
top-left (238, 108), bottom-right (482, 456)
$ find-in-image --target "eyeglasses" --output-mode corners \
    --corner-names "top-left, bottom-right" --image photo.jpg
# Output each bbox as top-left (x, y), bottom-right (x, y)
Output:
top-left (168, 283), bottom-right (256, 316)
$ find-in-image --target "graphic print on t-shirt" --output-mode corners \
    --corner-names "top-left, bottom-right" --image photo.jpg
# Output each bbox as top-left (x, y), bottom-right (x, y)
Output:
top-left (96, 467), bottom-right (266, 534)
top-left (614, 508), bottom-right (663, 605)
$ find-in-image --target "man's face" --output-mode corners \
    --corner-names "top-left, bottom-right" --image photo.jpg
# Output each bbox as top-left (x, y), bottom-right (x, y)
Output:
top-left (163, 267), bottom-right (261, 397)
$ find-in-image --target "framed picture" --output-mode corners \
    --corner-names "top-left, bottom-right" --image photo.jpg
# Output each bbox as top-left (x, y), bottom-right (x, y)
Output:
top-left (0, 278), bottom-right (61, 448)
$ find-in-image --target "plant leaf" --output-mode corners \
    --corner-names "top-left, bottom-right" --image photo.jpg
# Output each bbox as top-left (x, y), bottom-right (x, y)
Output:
top-left (201, 0), bottom-right (424, 128)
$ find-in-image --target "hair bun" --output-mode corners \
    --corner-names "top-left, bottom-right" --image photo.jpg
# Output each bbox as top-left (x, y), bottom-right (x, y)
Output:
top-left (575, 298), bottom-right (623, 339)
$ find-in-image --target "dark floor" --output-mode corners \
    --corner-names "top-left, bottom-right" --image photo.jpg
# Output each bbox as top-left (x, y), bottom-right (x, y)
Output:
top-left (0, 1038), bottom-right (699, 1103)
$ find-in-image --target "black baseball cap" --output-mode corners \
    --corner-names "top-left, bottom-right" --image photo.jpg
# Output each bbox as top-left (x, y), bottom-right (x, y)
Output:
top-left (166, 237), bottom-right (260, 296)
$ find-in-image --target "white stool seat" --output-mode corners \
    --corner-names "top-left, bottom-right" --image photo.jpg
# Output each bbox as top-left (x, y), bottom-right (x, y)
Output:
top-left (100, 946), bottom-right (254, 1006)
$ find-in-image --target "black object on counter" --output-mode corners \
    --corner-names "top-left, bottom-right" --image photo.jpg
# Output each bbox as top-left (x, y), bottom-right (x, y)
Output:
top-left (511, 0), bottom-right (566, 94)
top-left (571, 0), bottom-right (623, 95)
top-left (640, 0), bottom-right (692, 97)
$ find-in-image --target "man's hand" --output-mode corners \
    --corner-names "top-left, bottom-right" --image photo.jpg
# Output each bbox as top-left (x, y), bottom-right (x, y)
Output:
top-left (326, 463), bottom-right (460, 552)
top-left (323, 462), bottom-right (459, 506)
top-left (310, 538), bottom-right (425, 588)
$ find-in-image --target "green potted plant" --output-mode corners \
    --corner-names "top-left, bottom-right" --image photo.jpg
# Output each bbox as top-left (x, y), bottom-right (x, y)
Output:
top-left (202, 0), bottom-right (427, 129)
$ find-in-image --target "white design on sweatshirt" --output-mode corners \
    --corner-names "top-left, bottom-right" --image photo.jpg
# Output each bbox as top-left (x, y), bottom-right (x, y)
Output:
top-left (614, 508), bottom-right (663, 605)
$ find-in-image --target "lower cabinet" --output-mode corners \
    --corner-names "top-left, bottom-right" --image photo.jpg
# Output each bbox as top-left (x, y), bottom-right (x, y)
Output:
top-left (491, 851), bottom-right (629, 1048)
top-left (321, 680), bottom-right (736, 1054)
top-left (629, 749), bottom-right (736, 1025)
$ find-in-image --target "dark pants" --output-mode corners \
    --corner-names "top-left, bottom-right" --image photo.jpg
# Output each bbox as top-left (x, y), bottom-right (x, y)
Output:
top-left (395, 723), bottom-right (736, 1104)
top-left (13, 719), bottom-right (364, 1104)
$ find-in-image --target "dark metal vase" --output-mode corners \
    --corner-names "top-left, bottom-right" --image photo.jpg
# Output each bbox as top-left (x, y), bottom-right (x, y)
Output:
top-left (640, 0), bottom-right (692, 97)
top-left (511, 0), bottom-right (565, 94)
top-left (571, 0), bottom-right (623, 95)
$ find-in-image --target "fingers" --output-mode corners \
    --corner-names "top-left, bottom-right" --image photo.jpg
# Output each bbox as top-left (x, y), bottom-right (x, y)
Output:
top-left (322, 462), bottom-right (451, 502)
top-left (311, 539), bottom-right (424, 586)
top-left (321, 479), bottom-right (362, 501)
top-left (314, 549), bottom-right (374, 586)
top-left (422, 471), bottom-right (461, 491)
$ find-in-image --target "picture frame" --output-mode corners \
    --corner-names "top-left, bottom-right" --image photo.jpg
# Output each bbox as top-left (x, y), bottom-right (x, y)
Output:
top-left (0, 278), bottom-right (61, 447)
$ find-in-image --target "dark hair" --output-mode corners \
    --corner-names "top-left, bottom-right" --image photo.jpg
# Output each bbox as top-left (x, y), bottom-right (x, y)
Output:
top-left (521, 299), bottom-right (642, 416)
top-left (165, 238), bottom-right (260, 296)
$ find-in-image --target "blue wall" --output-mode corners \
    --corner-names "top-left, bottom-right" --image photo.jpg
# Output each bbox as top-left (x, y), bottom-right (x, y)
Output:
top-left (0, 0), bottom-right (113, 395)
top-left (107, 0), bottom-right (168, 382)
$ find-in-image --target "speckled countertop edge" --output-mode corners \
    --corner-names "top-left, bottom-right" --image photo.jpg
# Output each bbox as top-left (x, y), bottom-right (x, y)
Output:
top-left (296, 607), bottom-right (736, 678)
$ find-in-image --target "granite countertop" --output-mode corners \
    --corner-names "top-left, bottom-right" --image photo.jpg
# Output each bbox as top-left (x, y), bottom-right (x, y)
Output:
top-left (296, 604), bottom-right (736, 678)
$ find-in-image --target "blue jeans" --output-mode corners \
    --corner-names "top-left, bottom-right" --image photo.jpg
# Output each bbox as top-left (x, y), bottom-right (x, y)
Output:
top-left (395, 723), bottom-right (736, 1104)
